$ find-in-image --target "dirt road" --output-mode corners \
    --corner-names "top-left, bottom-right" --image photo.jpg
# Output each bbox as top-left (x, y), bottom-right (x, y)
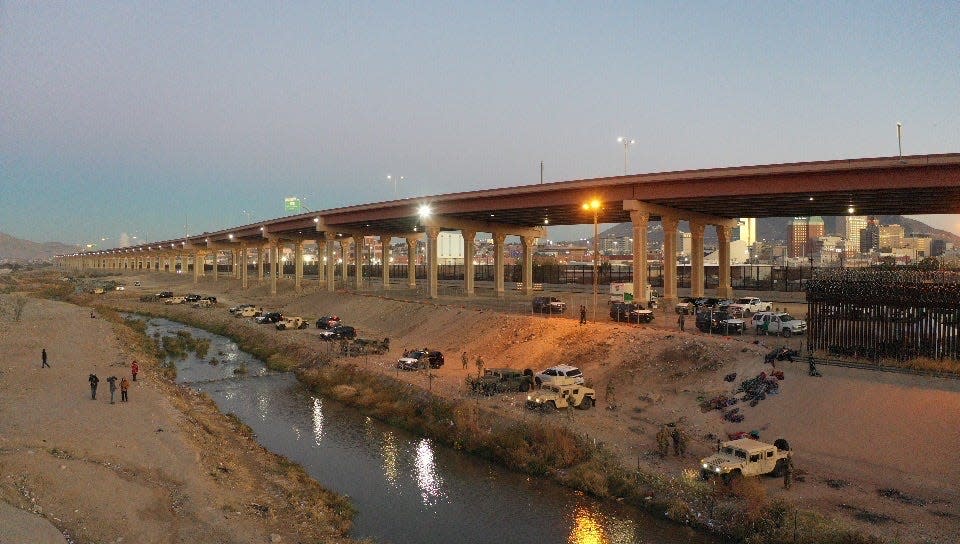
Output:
top-left (0, 294), bottom-right (355, 543)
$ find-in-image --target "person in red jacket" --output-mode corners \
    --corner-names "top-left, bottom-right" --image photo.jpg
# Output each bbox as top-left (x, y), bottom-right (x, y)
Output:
top-left (131, 360), bottom-right (139, 382)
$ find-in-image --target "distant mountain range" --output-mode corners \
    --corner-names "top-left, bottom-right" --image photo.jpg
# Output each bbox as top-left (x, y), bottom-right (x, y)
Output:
top-left (0, 232), bottom-right (78, 263)
top-left (601, 215), bottom-right (960, 246)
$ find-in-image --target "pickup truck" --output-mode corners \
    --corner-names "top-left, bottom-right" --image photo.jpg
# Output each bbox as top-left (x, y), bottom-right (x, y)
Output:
top-left (752, 312), bottom-right (807, 337)
top-left (728, 297), bottom-right (772, 315)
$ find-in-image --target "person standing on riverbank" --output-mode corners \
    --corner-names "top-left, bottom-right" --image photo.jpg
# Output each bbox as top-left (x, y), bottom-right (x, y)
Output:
top-left (89, 374), bottom-right (99, 400)
top-left (131, 360), bottom-right (139, 382)
top-left (461, 351), bottom-right (469, 370)
top-left (41, 348), bottom-right (50, 368)
top-left (106, 376), bottom-right (117, 404)
top-left (120, 377), bottom-right (130, 402)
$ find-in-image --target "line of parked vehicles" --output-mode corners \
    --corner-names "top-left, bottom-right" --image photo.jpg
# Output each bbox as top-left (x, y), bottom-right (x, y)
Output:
top-left (674, 296), bottom-right (806, 337)
top-left (154, 291), bottom-right (218, 308)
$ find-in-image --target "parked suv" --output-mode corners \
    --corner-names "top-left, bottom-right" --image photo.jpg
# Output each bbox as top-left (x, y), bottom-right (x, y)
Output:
top-left (319, 325), bottom-right (356, 340)
top-left (610, 302), bottom-right (654, 323)
top-left (254, 312), bottom-right (283, 324)
top-left (532, 297), bottom-right (566, 314)
top-left (696, 311), bottom-right (746, 334)
top-left (534, 365), bottom-right (584, 387)
top-left (315, 315), bottom-right (341, 329)
top-left (396, 349), bottom-right (445, 370)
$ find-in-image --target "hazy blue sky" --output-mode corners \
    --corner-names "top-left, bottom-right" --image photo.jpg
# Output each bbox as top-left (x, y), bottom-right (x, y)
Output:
top-left (2, 1), bottom-right (958, 246)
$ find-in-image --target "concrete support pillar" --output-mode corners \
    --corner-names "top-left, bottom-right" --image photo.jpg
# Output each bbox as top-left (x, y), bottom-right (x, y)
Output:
top-left (493, 232), bottom-right (506, 297)
top-left (662, 216), bottom-right (679, 307)
top-left (294, 240), bottom-right (304, 292)
top-left (352, 235), bottom-right (363, 290)
top-left (425, 227), bottom-right (439, 299)
top-left (233, 250), bottom-right (240, 279)
top-left (630, 211), bottom-right (650, 304)
top-left (257, 247), bottom-right (264, 283)
top-left (212, 251), bottom-right (219, 282)
top-left (690, 221), bottom-right (706, 298)
top-left (270, 243), bottom-right (279, 295)
top-left (193, 251), bottom-right (202, 284)
top-left (380, 235), bottom-right (391, 289)
top-left (521, 235), bottom-right (535, 296)
top-left (277, 242), bottom-right (285, 280)
top-left (325, 234), bottom-right (337, 292)
top-left (406, 236), bottom-right (418, 288)
top-left (240, 244), bottom-right (249, 290)
top-left (340, 239), bottom-right (349, 289)
top-left (717, 225), bottom-right (733, 299)
top-left (462, 230), bottom-right (476, 296)
top-left (317, 240), bottom-right (327, 289)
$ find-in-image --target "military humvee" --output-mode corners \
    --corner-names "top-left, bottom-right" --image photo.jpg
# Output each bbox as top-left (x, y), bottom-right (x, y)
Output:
top-left (275, 316), bottom-right (308, 330)
top-left (700, 438), bottom-right (791, 481)
top-left (467, 368), bottom-right (533, 395)
top-left (525, 378), bottom-right (595, 411)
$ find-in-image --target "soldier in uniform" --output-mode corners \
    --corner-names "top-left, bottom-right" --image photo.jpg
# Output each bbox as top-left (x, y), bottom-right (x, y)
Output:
top-left (783, 454), bottom-right (794, 489)
top-left (656, 425), bottom-right (670, 458)
top-left (672, 425), bottom-right (689, 456)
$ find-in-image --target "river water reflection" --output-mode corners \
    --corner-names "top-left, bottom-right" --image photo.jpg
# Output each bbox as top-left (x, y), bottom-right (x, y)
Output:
top-left (142, 316), bottom-right (718, 544)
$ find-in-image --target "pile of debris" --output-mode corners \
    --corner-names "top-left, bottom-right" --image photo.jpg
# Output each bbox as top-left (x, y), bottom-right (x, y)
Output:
top-left (736, 371), bottom-right (784, 407)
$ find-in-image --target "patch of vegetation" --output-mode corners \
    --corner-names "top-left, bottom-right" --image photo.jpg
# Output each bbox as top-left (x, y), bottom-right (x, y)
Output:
top-left (160, 330), bottom-right (211, 360)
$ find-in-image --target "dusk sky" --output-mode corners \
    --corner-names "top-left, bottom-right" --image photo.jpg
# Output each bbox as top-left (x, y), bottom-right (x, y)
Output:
top-left (2, 1), bottom-right (958, 247)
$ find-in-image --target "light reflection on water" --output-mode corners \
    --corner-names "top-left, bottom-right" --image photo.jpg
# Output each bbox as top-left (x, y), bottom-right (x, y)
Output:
top-left (381, 431), bottom-right (400, 488)
top-left (312, 397), bottom-right (324, 445)
top-left (141, 316), bottom-right (719, 544)
top-left (414, 438), bottom-right (445, 505)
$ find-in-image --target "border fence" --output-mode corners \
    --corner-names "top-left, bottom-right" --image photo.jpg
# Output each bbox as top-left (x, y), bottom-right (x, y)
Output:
top-left (806, 269), bottom-right (960, 363)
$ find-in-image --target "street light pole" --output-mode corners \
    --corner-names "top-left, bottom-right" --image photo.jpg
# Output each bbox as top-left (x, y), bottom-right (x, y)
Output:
top-left (897, 122), bottom-right (903, 160)
top-left (583, 199), bottom-right (602, 322)
top-left (388, 175), bottom-right (404, 198)
top-left (617, 137), bottom-right (636, 175)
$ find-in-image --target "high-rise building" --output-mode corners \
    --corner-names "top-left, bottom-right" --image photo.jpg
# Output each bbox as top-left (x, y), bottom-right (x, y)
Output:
top-left (789, 217), bottom-right (824, 259)
top-left (860, 217), bottom-right (880, 253)
top-left (734, 218), bottom-right (756, 246)
top-left (878, 224), bottom-right (905, 252)
top-left (903, 234), bottom-right (933, 258)
top-left (933, 239), bottom-right (948, 257)
top-left (839, 215), bottom-right (867, 255)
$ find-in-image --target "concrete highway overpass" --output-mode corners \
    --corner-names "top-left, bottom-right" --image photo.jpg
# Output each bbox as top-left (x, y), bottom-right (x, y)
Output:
top-left (59, 153), bottom-right (960, 304)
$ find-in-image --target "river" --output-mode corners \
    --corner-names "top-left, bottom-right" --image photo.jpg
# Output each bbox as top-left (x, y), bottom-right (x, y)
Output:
top-left (142, 316), bottom-right (719, 544)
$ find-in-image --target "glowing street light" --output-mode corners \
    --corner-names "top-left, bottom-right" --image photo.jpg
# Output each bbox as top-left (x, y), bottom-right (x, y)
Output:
top-left (388, 174), bottom-right (405, 198)
top-left (617, 137), bottom-right (636, 175)
top-left (582, 199), bottom-right (602, 322)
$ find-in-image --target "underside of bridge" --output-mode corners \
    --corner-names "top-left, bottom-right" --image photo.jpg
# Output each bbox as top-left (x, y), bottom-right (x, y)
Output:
top-left (61, 153), bottom-right (960, 304)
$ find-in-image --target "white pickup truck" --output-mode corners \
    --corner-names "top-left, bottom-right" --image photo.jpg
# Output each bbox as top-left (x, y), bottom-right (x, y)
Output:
top-left (728, 297), bottom-right (772, 315)
top-left (752, 312), bottom-right (807, 337)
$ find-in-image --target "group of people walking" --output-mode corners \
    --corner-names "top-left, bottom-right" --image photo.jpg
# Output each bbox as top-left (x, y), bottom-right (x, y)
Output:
top-left (88, 360), bottom-right (139, 404)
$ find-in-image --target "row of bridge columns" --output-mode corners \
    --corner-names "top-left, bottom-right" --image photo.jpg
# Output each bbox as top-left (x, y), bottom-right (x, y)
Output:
top-left (61, 203), bottom-right (737, 304)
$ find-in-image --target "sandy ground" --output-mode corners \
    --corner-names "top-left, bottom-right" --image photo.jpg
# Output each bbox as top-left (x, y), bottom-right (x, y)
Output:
top-left (20, 270), bottom-right (960, 543)
top-left (0, 294), bottom-right (355, 544)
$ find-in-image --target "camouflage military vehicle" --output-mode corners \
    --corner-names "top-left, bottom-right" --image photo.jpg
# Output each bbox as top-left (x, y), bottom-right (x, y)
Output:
top-left (699, 438), bottom-right (791, 481)
top-left (467, 368), bottom-right (533, 395)
top-left (525, 378), bottom-right (595, 411)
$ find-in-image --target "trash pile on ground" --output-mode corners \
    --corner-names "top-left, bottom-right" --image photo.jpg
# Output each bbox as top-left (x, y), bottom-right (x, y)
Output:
top-left (764, 346), bottom-right (800, 365)
top-left (737, 371), bottom-right (784, 407)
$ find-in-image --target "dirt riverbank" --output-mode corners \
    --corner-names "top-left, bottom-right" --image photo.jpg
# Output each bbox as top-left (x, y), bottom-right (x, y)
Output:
top-left (0, 293), bottom-right (358, 544)
top-left (99, 271), bottom-right (960, 544)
